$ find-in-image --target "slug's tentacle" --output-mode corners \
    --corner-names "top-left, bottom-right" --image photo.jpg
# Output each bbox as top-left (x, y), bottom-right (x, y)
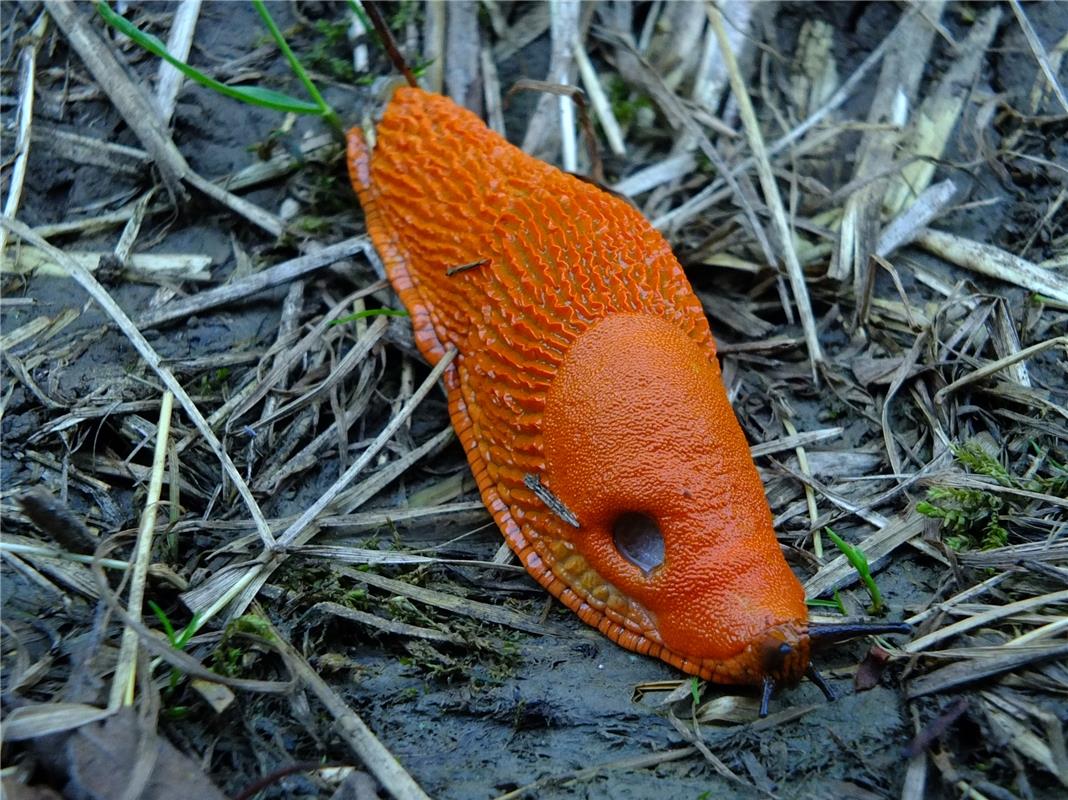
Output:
top-left (759, 676), bottom-right (776, 718)
top-left (805, 665), bottom-right (837, 701)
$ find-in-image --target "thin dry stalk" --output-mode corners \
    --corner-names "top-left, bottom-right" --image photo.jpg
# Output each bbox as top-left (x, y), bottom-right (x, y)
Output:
top-left (903, 589), bottom-right (1068, 655)
top-left (0, 15), bottom-right (45, 258)
top-left (155, 0), bottom-right (202, 126)
top-left (916, 229), bottom-right (1068, 304)
top-left (47, 1), bottom-right (284, 236)
top-left (521, 0), bottom-right (581, 163)
top-left (934, 335), bottom-right (1068, 406)
top-left (113, 189), bottom-right (157, 267)
top-left (138, 237), bottom-right (374, 329)
top-left (573, 36), bottom-right (626, 156)
top-left (1009, 0), bottom-right (1068, 114)
top-left (480, 44), bottom-right (506, 136)
top-left (708, 5), bottom-right (824, 377)
top-left (108, 391), bottom-right (174, 710)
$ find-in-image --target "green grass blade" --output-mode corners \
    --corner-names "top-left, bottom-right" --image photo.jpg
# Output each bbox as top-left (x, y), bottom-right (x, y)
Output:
top-left (347, 0), bottom-right (373, 36)
top-left (97, 2), bottom-right (322, 115)
top-left (148, 600), bottom-right (177, 644)
top-left (173, 614), bottom-right (201, 650)
top-left (826, 528), bottom-right (884, 614)
top-left (251, 0), bottom-right (343, 134)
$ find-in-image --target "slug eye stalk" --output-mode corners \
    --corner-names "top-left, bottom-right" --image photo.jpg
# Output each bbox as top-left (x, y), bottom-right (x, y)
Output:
top-left (758, 623), bottom-right (911, 718)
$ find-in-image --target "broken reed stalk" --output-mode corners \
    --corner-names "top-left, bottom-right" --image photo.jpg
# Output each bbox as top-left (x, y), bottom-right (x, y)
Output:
top-left (184, 345), bottom-right (458, 627)
top-left (0, 20), bottom-right (40, 258)
top-left (1008, 0), bottom-right (1068, 114)
top-left (108, 391), bottom-right (174, 710)
top-left (154, 0), bottom-right (202, 126)
top-left (706, 5), bottom-right (824, 379)
top-left (0, 216), bottom-right (277, 550)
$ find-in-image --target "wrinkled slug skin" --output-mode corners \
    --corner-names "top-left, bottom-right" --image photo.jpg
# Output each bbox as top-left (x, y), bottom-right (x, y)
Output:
top-left (347, 87), bottom-right (809, 686)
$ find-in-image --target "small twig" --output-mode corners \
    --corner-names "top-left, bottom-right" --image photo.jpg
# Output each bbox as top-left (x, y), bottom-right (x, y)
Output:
top-left (749, 427), bottom-right (843, 458)
top-left (882, 331), bottom-right (929, 476)
top-left (916, 229), bottom-right (1068, 304)
top-left (341, 567), bottom-right (557, 635)
top-left (5, 248), bottom-right (211, 282)
top-left (508, 80), bottom-right (603, 182)
top-left (902, 589), bottom-right (1068, 655)
top-left (109, 391), bottom-right (173, 710)
top-left (0, 216), bottom-right (276, 551)
top-left (522, 0), bottom-right (581, 160)
top-left (0, 539), bottom-right (131, 572)
top-left (113, 189), bottom-right (157, 267)
top-left (445, 258), bottom-right (489, 277)
top-left (524, 474), bottom-right (580, 528)
top-left (362, 0), bottom-right (419, 87)
top-left (782, 418), bottom-right (822, 558)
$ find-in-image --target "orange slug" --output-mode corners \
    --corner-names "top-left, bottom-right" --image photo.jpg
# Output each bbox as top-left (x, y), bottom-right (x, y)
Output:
top-left (346, 86), bottom-right (904, 709)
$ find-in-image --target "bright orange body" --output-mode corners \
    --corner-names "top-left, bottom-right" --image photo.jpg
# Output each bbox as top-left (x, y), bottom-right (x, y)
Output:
top-left (347, 87), bottom-right (809, 686)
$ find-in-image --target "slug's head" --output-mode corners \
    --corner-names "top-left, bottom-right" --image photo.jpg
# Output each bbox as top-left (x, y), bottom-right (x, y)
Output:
top-left (542, 313), bottom-right (811, 687)
top-left (753, 621), bottom-right (810, 685)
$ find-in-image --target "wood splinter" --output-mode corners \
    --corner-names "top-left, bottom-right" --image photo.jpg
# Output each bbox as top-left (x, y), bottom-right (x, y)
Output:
top-left (523, 474), bottom-right (580, 529)
top-left (445, 258), bottom-right (489, 277)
